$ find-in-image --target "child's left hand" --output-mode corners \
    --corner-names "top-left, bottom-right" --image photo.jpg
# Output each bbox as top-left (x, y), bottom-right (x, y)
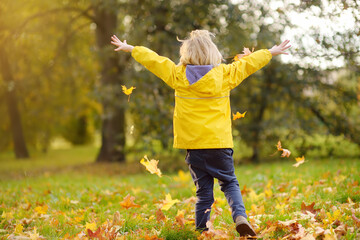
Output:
top-left (111, 35), bottom-right (134, 52)
top-left (268, 40), bottom-right (291, 56)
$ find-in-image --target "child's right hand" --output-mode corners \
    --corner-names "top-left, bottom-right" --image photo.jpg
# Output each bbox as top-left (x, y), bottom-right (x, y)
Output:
top-left (268, 40), bottom-right (291, 56)
top-left (111, 35), bottom-right (134, 52)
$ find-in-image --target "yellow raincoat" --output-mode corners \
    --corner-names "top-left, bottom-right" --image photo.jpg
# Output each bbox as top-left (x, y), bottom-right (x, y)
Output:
top-left (131, 46), bottom-right (272, 149)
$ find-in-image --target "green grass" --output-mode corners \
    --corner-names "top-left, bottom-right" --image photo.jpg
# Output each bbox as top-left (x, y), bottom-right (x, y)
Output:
top-left (0, 146), bottom-right (359, 239)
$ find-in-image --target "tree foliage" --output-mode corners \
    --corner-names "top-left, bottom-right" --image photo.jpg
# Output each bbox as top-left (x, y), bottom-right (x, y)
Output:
top-left (0, 0), bottom-right (359, 162)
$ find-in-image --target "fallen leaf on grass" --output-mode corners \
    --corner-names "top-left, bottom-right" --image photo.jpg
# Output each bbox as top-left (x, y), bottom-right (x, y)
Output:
top-left (175, 210), bottom-right (186, 226)
top-left (156, 208), bottom-right (166, 222)
top-left (85, 222), bottom-right (97, 232)
top-left (233, 111), bottom-right (246, 120)
top-left (301, 202), bottom-right (319, 214)
top-left (161, 193), bottom-right (180, 211)
top-left (351, 212), bottom-right (360, 227)
top-left (120, 194), bottom-right (141, 209)
top-left (87, 227), bottom-right (102, 238)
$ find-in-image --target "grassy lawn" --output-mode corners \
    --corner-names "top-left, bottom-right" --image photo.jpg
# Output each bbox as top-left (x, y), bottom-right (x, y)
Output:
top-left (0, 147), bottom-right (359, 239)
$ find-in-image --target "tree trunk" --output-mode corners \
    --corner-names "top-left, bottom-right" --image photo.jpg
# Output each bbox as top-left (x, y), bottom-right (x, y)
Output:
top-left (94, 4), bottom-right (126, 162)
top-left (250, 68), bottom-right (272, 163)
top-left (0, 48), bottom-right (30, 159)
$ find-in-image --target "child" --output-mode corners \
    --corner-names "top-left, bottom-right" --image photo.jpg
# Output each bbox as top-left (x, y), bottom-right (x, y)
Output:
top-left (111, 30), bottom-right (290, 236)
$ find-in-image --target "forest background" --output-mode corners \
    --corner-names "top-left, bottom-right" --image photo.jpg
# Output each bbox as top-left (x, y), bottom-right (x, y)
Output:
top-left (1, 0), bottom-right (359, 167)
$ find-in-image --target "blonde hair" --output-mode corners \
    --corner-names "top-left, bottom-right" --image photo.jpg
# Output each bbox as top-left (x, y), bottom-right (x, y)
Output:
top-left (178, 30), bottom-right (223, 66)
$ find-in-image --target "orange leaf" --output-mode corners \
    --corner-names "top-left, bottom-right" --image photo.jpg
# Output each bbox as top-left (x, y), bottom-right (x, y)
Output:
top-left (293, 156), bottom-right (305, 167)
top-left (277, 141), bottom-right (283, 151)
top-left (140, 155), bottom-right (162, 177)
top-left (281, 148), bottom-right (291, 157)
top-left (233, 47), bottom-right (255, 61)
top-left (120, 194), bottom-right (140, 209)
top-left (277, 141), bottom-right (291, 157)
top-left (241, 184), bottom-right (251, 196)
top-left (232, 111), bottom-right (246, 120)
top-left (87, 227), bottom-right (102, 238)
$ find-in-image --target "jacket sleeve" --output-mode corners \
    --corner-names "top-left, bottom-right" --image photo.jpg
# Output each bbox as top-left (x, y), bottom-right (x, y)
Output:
top-left (224, 49), bottom-right (272, 90)
top-left (131, 46), bottom-right (176, 89)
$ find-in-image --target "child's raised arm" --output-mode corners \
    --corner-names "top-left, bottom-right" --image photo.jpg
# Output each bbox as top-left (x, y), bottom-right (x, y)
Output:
top-left (111, 35), bottom-right (134, 52)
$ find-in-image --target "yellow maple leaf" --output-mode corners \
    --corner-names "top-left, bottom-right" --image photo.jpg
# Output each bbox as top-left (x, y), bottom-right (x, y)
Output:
top-left (173, 170), bottom-right (191, 183)
top-left (140, 155), bottom-right (162, 177)
top-left (85, 222), bottom-right (97, 231)
top-left (161, 193), bottom-right (180, 211)
top-left (293, 156), bottom-right (306, 167)
top-left (233, 47), bottom-right (255, 61)
top-left (250, 204), bottom-right (265, 215)
top-left (232, 111), bottom-right (246, 120)
top-left (121, 85), bottom-right (136, 102)
top-left (247, 189), bottom-right (265, 203)
top-left (1, 211), bottom-right (13, 221)
top-left (120, 194), bottom-right (141, 209)
top-left (29, 227), bottom-right (40, 240)
top-left (34, 205), bottom-right (48, 215)
top-left (15, 223), bottom-right (24, 234)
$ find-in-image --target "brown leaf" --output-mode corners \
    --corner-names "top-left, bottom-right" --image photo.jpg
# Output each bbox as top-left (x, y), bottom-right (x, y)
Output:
top-left (352, 213), bottom-right (360, 227)
top-left (301, 202), bottom-right (319, 214)
top-left (156, 208), bottom-right (166, 223)
top-left (175, 210), bottom-right (186, 227)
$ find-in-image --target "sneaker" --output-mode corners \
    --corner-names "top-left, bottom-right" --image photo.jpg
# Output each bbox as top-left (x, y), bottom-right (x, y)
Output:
top-left (235, 215), bottom-right (256, 237)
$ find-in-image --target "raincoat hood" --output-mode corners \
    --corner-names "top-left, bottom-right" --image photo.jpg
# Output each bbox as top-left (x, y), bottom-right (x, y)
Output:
top-left (186, 65), bottom-right (213, 85)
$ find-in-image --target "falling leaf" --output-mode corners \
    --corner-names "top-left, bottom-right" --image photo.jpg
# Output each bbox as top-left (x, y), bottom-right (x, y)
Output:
top-left (293, 156), bottom-right (306, 167)
top-left (161, 193), bottom-right (180, 211)
top-left (120, 194), bottom-right (141, 209)
top-left (140, 155), bottom-right (162, 177)
top-left (232, 111), bottom-right (246, 120)
top-left (121, 85), bottom-right (136, 102)
top-left (277, 141), bottom-right (291, 157)
top-left (234, 47), bottom-right (255, 61)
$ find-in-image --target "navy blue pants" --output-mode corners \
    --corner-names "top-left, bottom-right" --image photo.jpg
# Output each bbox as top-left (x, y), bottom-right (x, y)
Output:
top-left (185, 148), bottom-right (247, 230)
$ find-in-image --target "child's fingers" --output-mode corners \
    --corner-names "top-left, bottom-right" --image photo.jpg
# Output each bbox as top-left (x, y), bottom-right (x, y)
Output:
top-left (111, 36), bottom-right (121, 43)
top-left (113, 35), bottom-right (121, 42)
